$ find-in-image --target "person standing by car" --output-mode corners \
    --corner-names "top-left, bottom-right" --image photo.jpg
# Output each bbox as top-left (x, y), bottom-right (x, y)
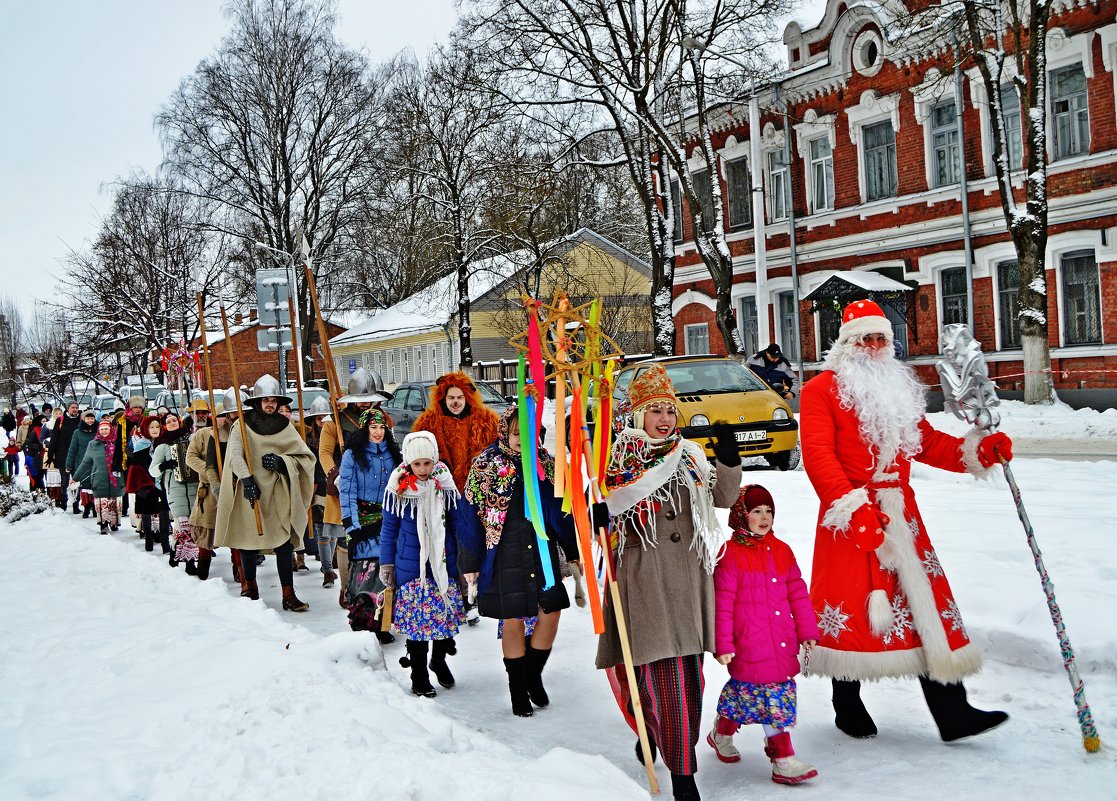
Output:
top-left (746, 344), bottom-right (799, 400)
top-left (595, 364), bottom-right (742, 801)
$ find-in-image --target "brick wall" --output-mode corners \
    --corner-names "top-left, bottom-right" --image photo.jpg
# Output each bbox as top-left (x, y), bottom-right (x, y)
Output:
top-left (194, 321), bottom-right (344, 391)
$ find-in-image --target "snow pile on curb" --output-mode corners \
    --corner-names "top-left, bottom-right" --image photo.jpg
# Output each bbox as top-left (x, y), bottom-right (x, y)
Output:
top-left (927, 398), bottom-right (1117, 441)
top-left (0, 483), bottom-right (53, 523)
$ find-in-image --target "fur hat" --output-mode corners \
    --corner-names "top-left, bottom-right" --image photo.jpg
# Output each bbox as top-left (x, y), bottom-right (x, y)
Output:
top-left (128, 395), bottom-right (146, 410)
top-left (728, 484), bottom-right (775, 532)
top-left (628, 363), bottom-right (678, 412)
top-left (140, 415), bottom-right (162, 437)
top-left (402, 431), bottom-right (438, 465)
top-left (837, 299), bottom-right (893, 344)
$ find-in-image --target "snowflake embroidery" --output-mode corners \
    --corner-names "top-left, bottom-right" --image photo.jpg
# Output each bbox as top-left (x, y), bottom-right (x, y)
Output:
top-left (941, 599), bottom-right (969, 640)
top-left (922, 550), bottom-right (945, 579)
top-left (880, 595), bottom-right (915, 646)
top-left (818, 602), bottom-right (852, 641)
top-left (908, 517), bottom-right (921, 541)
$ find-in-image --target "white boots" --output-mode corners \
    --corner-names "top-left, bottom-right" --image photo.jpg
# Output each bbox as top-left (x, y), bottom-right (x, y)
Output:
top-left (706, 729), bottom-right (741, 763)
top-left (708, 724), bottom-right (818, 785)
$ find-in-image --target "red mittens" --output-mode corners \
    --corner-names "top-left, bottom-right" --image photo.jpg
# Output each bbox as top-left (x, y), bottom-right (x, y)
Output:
top-left (848, 504), bottom-right (889, 550)
top-left (977, 432), bottom-right (1013, 467)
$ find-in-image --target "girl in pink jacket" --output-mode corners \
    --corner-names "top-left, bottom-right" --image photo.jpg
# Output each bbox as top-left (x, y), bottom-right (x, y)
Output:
top-left (708, 484), bottom-right (820, 785)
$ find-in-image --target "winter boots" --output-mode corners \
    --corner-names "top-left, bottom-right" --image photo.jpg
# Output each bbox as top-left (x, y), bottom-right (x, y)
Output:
top-left (524, 644), bottom-right (551, 708)
top-left (669, 773), bottom-right (701, 801)
top-left (706, 716), bottom-right (741, 763)
top-left (281, 586), bottom-right (309, 612)
top-left (98, 521), bottom-right (108, 535)
top-left (919, 675), bottom-right (1009, 741)
top-left (406, 640), bottom-right (437, 697)
top-left (832, 679), bottom-right (878, 738)
top-left (196, 552), bottom-right (211, 581)
top-left (764, 731), bottom-right (818, 785)
top-left (428, 638), bottom-right (455, 689)
top-left (635, 735), bottom-right (658, 766)
top-left (503, 656), bottom-right (533, 717)
top-left (322, 569), bottom-right (338, 588)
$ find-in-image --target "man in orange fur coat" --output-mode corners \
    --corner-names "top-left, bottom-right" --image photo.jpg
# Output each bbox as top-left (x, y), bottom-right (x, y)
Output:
top-left (800, 300), bottom-right (1013, 744)
top-left (412, 372), bottom-right (499, 492)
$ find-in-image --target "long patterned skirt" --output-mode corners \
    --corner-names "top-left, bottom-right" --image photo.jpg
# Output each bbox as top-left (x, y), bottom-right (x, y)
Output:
top-left (635, 654), bottom-right (705, 776)
top-left (96, 497), bottom-right (120, 527)
top-left (716, 678), bottom-right (798, 729)
top-left (174, 517), bottom-right (200, 562)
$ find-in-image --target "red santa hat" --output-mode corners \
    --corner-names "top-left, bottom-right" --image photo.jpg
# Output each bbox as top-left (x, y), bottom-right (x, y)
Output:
top-left (837, 299), bottom-right (893, 344)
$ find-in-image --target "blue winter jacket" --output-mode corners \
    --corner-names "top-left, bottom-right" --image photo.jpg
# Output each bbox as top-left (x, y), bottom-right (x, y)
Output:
top-left (339, 439), bottom-right (396, 560)
top-left (379, 491), bottom-right (460, 587)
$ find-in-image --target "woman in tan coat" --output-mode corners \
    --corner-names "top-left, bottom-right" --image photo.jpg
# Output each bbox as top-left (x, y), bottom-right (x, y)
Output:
top-left (595, 364), bottom-right (741, 801)
top-left (185, 403), bottom-right (231, 580)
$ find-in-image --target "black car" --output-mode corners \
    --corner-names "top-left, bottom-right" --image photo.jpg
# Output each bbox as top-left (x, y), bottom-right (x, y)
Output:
top-left (383, 380), bottom-right (513, 440)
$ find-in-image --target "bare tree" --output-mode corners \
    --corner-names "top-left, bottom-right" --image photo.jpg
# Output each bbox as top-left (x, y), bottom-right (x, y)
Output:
top-left (61, 174), bottom-right (228, 388)
top-left (0, 296), bottom-right (26, 406)
top-left (156, 0), bottom-right (389, 365)
top-left (464, 0), bottom-right (788, 355)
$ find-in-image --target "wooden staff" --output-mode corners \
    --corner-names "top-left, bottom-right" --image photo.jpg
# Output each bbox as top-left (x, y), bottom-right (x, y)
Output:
top-left (582, 433), bottom-right (659, 795)
top-left (195, 293), bottom-right (223, 478)
top-left (220, 307), bottom-right (264, 536)
top-left (288, 299), bottom-right (315, 536)
top-left (304, 265), bottom-right (342, 425)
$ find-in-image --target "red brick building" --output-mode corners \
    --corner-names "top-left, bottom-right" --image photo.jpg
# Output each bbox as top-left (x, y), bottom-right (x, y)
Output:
top-left (192, 311), bottom-right (344, 391)
top-left (671, 0), bottom-right (1117, 390)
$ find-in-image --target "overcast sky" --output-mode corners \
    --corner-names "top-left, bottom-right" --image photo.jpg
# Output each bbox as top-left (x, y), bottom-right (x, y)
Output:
top-left (0, 0), bottom-right (459, 318)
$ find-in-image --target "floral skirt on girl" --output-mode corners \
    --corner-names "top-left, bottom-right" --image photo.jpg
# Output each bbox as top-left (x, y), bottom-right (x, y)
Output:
top-left (716, 678), bottom-right (798, 729)
top-left (393, 578), bottom-right (464, 641)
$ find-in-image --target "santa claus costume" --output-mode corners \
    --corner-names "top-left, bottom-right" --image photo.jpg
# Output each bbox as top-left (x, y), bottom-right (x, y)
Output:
top-left (800, 300), bottom-right (1013, 742)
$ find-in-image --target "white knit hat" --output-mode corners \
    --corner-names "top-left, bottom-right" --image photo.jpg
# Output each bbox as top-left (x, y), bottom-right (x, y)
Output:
top-left (402, 431), bottom-right (439, 465)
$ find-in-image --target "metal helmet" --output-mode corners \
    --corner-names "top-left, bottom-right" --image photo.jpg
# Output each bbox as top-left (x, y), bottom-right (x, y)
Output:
top-left (338, 367), bottom-right (386, 404)
top-left (303, 396), bottom-right (331, 418)
top-left (246, 374), bottom-right (293, 406)
top-left (221, 386), bottom-right (248, 413)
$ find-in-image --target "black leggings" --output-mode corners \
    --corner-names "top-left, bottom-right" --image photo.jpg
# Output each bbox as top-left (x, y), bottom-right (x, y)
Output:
top-left (239, 541), bottom-right (294, 588)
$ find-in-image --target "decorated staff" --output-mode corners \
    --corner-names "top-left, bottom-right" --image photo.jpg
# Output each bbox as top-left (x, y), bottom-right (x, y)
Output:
top-left (938, 324), bottom-right (1100, 754)
top-left (196, 293), bottom-right (223, 476)
top-left (219, 307), bottom-right (263, 536)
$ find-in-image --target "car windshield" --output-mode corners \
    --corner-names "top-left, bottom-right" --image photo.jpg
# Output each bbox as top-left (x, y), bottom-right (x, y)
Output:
top-left (663, 360), bottom-right (768, 395)
top-left (476, 382), bottom-right (506, 405)
top-left (299, 388), bottom-right (329, 407)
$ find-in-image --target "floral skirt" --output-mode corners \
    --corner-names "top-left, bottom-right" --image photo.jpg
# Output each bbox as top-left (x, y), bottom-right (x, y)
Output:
top-left (393, 578), bottom-right (464, 641)
top-left (496, 616), bottom-right (537, 640)
top-left (716, 678), bottom-right (797, 728)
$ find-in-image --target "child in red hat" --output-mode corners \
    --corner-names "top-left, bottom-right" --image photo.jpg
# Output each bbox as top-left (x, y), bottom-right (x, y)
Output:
top-left (708, 484), bottom-right (820, 785)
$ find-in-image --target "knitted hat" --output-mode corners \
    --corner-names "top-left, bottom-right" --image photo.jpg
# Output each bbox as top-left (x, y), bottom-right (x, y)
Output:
top-left (628, 363), bottom-right (678, 412)
top-left (728, 484), bottom-right (775, 532)
top-left (837, 299), bottom-right (893, 344)
top-left (82, 409), bottom-right (96, 419)
top-left (402, 431), bottom-right (438, 465)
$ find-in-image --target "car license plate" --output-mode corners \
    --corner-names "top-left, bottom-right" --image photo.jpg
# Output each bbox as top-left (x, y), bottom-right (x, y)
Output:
top-left (735, 430), bottom-right (766, 443)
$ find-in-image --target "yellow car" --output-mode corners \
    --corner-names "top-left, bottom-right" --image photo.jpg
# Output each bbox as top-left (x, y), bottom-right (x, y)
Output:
top-left (612, 355), bottom-right (800, 470)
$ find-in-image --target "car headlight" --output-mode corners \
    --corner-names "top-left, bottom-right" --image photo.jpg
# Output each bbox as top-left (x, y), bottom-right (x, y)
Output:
top-left (689, 414), bottom-right (710, 427)
top-left (772, 408), bottom-right (789, 421)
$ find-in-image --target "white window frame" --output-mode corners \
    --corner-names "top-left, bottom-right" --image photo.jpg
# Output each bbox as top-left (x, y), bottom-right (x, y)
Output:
top-left (760, 122), bottom-right (788, 223)
top-left (968, 65), bottom-right (1025, 178)
top-left (684, 323), bottom-right (711, 355)
top-left (1056, 249), bottom-right (1102, 346)
top-left (911, 69), bottom-right (960, 189)
top-left (724, 156), bottom-right (752, 230)
top-left (846, 90), bottom-right (901, 203)
top-left (994, 259), bottom-right (1023, 351)
top-left (1044, 27), bottom-right (1095, 162)
top-left (1050, 63), bottom-right (1090, 161)
top-left (794, 110), bottom-right (837, 214)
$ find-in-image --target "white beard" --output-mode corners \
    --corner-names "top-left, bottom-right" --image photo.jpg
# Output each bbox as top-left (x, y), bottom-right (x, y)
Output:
top-left (825, 343), bottom-right (926, 469)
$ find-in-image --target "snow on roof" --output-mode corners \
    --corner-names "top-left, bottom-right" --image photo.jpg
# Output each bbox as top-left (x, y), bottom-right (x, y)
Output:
top-left (331, 254), bottom-right (520, 347)
top-left (830, 271), bottom-right (912, 292)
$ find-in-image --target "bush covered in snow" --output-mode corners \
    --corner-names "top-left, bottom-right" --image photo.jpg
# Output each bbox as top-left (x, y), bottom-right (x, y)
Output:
top-left (1, 484), bottom-right (53, 523)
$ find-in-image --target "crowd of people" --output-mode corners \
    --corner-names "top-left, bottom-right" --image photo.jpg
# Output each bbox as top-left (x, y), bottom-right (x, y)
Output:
top-left (7, 300), bottom-right (1019, 801)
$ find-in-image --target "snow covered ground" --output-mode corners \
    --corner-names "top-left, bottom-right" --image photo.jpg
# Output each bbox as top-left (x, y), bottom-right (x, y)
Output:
top-left (3, 402), bottom-right (1115, 800)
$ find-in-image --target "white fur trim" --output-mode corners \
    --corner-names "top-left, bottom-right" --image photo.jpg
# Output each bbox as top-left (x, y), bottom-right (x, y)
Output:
top-left (868, 589), bottom-right (892, 636)
top-left (961, 429), bottom-right (995, 479)
top-left (806, 642), bottom-right (984, 682)
top-left (871, 485), bottom-right (983, 682)
top-left (838, 316), bottom-right (894, 343)
top-left (821, 487), bottom-right (869, 532)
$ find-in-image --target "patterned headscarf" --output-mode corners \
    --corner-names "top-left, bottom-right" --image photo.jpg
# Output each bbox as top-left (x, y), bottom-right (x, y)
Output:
top-left (728, 484), bottom-right (775, 542)
top-left (358, 407), bottom-right (390, 429)
top-left (463, 406), bottom-right (555, 550)
top-left (95, 422), bottom-right (119, 489)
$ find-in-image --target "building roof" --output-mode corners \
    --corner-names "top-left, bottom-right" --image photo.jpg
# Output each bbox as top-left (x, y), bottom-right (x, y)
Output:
top-left (331, 228), bottom-right (649, 349)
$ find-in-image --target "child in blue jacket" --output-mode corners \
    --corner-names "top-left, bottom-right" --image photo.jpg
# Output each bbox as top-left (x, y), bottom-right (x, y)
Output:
top-left (379, 431), bottom-right (463, 698)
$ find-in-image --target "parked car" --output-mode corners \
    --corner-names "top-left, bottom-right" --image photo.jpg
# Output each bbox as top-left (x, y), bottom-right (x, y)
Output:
top-left (90, 394), bottom-right (124, 417)
top-left (609, 355), bottom-right (800, 470)
top-left (154, 388), bottom-right (213, 414)
top-left (383, 380), bottom-right (513, 440)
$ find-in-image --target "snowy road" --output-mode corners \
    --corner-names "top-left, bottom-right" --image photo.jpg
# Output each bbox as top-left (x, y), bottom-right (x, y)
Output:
top-left (3, 451), bottom-right (1115, 801)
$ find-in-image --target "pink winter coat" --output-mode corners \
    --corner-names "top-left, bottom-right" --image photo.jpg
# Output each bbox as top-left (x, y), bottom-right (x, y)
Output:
top-left (714, 532), bottom-right (820, 685)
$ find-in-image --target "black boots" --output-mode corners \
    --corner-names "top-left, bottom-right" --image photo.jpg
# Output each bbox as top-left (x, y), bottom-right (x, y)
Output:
top-left (196, 552), bottom-right (211, 581)
top-left (407, 640), bottom-right (437, 697)
top-left (429, 639), bottom-right (455, 689)
top-left (919, 675), bottom-right (1008, 741)
top-left (832, 679), bottom-right (878, 738)
top-left (503, 656), bottom-right (533, 717)
top-left (670, 773), bottom-right (701, 801)
top-left (635, 735), bottom-right (658, 765)
top-left (524, 645), bottom-right (551, 708)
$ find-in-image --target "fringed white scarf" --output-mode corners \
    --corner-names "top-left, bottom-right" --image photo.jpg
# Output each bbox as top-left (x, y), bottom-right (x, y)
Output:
top-left (604, 428), bottom-right (724, 575)
top-left (383, 461), bottom-right (459, 600)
